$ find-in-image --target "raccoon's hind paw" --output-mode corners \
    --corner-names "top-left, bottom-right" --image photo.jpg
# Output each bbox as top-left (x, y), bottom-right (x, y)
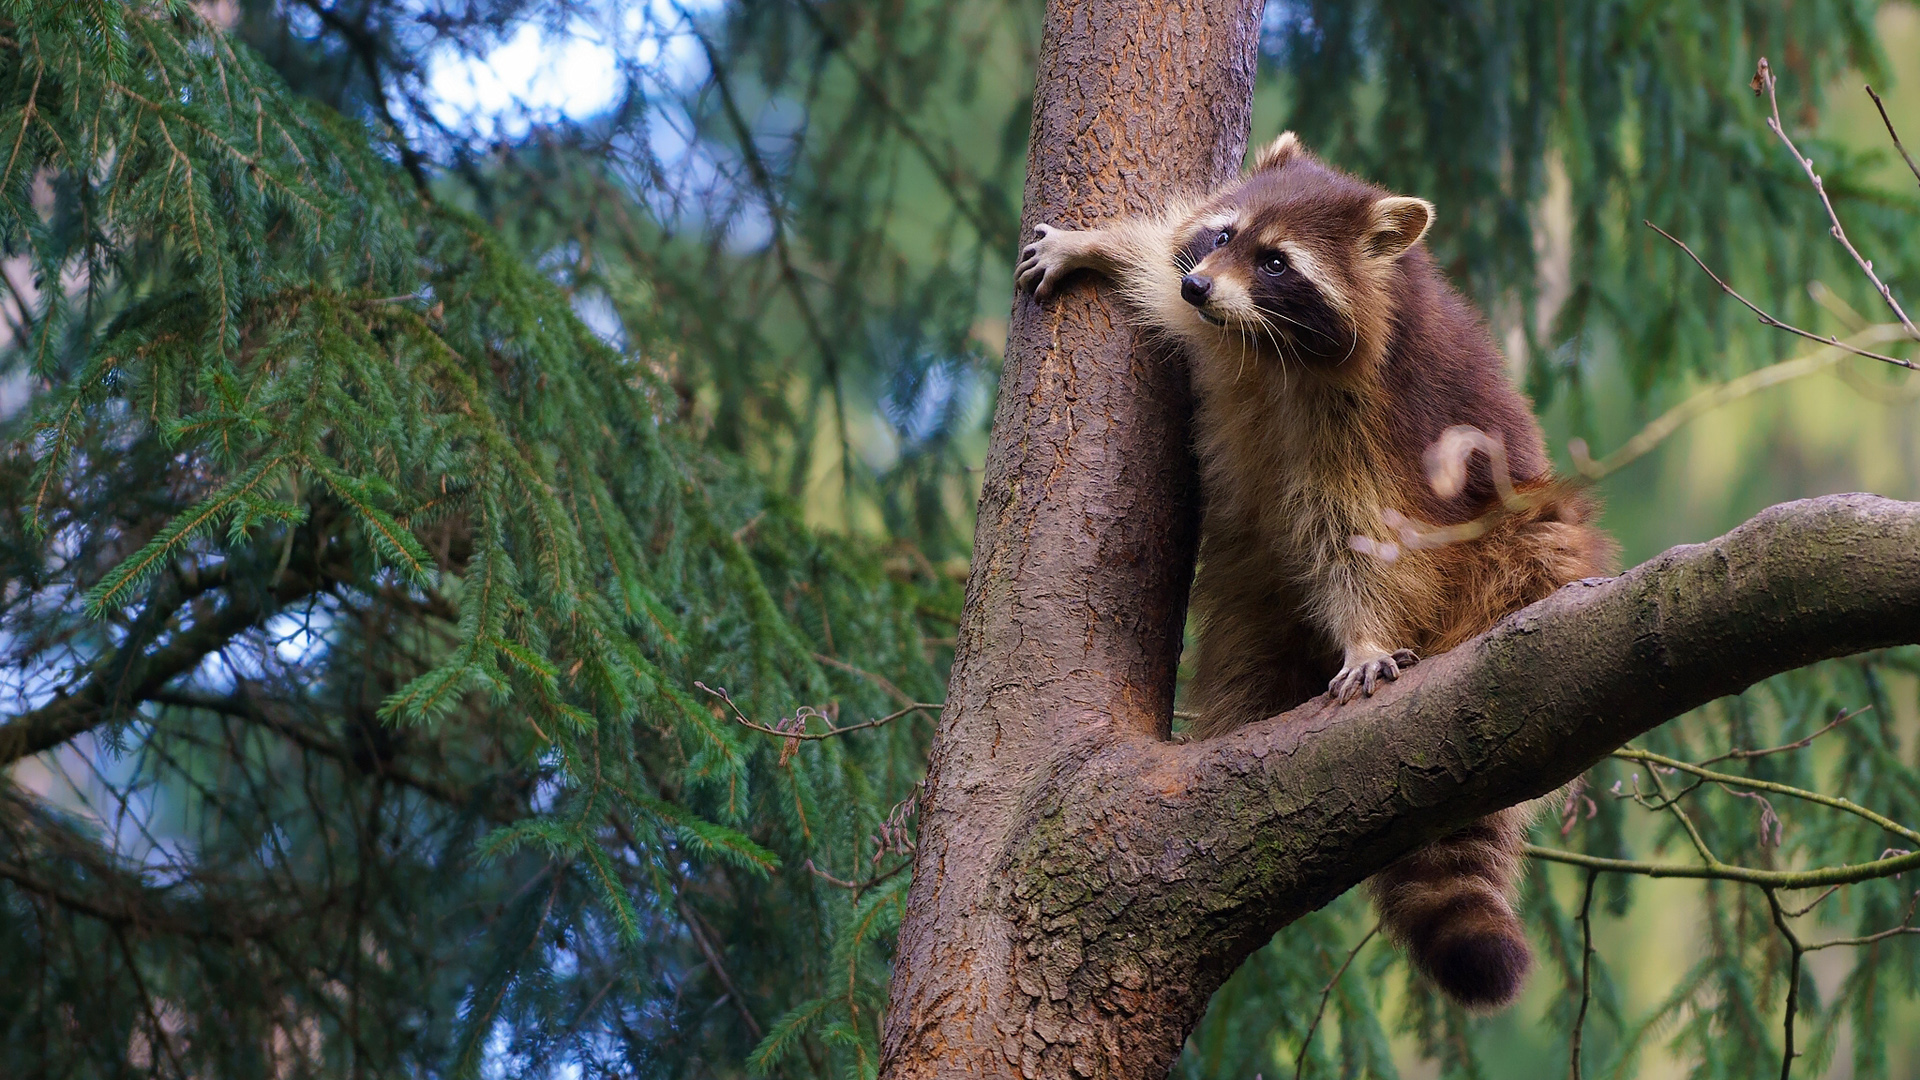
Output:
top-left (1327, 648), bottom-right (1418, 703)
top-left (1016, 223), bottom-right (1083, 300)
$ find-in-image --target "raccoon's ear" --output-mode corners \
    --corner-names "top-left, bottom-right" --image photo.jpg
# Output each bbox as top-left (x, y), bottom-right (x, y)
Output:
top-left (1252, 130), bottom-right (1303, 172)
top-left (1364, 196), bottom-right (1434, 259)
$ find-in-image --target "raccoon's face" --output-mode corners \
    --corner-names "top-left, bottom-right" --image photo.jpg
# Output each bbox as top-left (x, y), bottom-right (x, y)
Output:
top-left (1175, 154), bottom-right (1433, 372)
top-left (1175, 215), bottom-right (1357, 364)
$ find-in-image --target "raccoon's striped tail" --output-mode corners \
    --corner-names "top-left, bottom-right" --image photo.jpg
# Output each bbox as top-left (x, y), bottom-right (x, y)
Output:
top-left (1366, 804), bottom-right (1536, 1009)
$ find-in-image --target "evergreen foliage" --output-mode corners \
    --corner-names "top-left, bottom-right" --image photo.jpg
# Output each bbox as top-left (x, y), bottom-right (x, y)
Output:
top-left (1, 1), bottom-right (1918, 1077)
top-left (0, 3), bottom-right (945, 1075)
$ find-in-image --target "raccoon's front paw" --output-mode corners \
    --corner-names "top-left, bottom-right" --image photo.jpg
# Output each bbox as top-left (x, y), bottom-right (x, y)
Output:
top-left (1015, 223), bottom-right (1085, 300)
top-left (1327, 648), bottom-right (1419, 704)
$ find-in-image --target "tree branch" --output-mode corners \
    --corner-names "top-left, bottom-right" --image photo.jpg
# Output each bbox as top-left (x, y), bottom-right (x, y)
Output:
top-left (1611, 745), bottom-right (1920, 847)
top-left (786, 0), bottom-right (1017, 251)
top-left (1183, 493), bottom-right (1918, 899)
top-left (1293, 922), bottom-right (1377, 1080)
top-left (1568, 869), bottom-right (1599, 1080)
top-left (149, 688), bottom-right (518, 822)
top-left (679, 8), bottom-right (856, 496)
top-left (293, 0), bottom-right (432, 195)
top-left (997, 494), bottom-right (1920, 1063)
top-left (1523, 844), bottom-right (1920, 889)
top-left (0, 572), bottom-right (320, 766)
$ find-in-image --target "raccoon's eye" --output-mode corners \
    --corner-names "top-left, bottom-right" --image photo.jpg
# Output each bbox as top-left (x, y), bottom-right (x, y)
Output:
top-left (1213, 229), bottom-right (1232, 248)
top-left (1258, 253), bottom-right (1289, 277)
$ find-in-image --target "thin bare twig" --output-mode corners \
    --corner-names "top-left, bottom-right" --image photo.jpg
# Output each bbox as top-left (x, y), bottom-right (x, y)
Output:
top-left (1646, 222), bottom-right (1915, 369)
top-left (1865, 84), bottom-right (1920, 192)
top-left (811, 652), bottom-right (919, 707)
top-left (787, 0), bottom-right (1014, 250)
top-left (606, 814), bottom-right (768, 1043)
top-left (1569, 869), bottom-right (1599, 1080)
top-left (1804, 923), bottom-right (1920, 952)
top-left (1523, 845), bottom-right (1920, 889)
top-left (678, 5), bottom-right (855, 496)
top-left (114, 923), bottom-right (188, 1078)
top-left (695, 682), bottom-right (940, 742)
top-left (1613, 746), bottom-right (1920, 848)
top-left (1698, 706), bottom-right (1870, 766)
top-left (804, 856), bottom-right (910, 901)
top-left (679, 895), bottom-right (765, 1040)
top-left (1569, 325), bottom-right (1914, 484)
top-left (1800, 887), bottom-right (1920, 952)
top-left (1763, 888), bottom-right (1803, 1080)
top-left (1756, 57), bottom-right (1919, 341)
top-left (1293, 923), bottom-right (1379, 1080)
top-left (1780, 886), bottom-right (1842, 920)
top-left (1631, 757), bottom-right (1724, 869)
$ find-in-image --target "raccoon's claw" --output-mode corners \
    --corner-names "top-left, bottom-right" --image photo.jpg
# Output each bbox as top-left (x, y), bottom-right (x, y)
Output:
top-left (1016, 223), bottom-right (1077, 300)
top-left (1328, 648), bottom-right (1419, 703)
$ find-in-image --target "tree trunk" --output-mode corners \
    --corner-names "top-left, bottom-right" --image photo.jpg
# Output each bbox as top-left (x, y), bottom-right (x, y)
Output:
top-left (876, 3), bottom-right (1920, 1076)
top-left (878, 0), bottom-right (1259, 1075)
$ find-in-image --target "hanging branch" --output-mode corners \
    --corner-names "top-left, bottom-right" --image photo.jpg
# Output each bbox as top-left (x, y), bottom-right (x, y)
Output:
top-left (805, 857), bottom-right (911, 900)
top-left (786, 0), bottom-right (1016, 250)
top-left (678, 7), bottom-right (857, 497)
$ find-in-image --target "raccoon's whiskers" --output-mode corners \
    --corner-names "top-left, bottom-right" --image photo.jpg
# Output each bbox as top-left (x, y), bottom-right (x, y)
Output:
top-left (1254, 310), bottom-right (1298, 377)
top-left (1264, 304), bottom-right (1344, 349)
top-left (1337, 308), bottom-right (1362, 365)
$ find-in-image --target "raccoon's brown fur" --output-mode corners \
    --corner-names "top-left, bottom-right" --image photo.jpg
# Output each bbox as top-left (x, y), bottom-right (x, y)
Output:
top-left (1016, 131), bottom-right (1617, 1010)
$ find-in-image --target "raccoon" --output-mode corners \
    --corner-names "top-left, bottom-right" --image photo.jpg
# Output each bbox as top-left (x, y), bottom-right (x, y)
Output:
top-left (1015, 131), bottom-right (1616, 1009)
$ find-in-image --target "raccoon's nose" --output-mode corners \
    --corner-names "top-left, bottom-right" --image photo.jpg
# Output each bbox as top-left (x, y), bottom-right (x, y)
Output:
top-left (1180, 273), bottom-right (1214, 306)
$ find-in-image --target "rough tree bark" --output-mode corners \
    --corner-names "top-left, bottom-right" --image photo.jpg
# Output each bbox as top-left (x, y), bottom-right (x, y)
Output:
top-left (876, 3), bottom-right (1920, 1077)
top-left (878, 0), bottom-right (1257, 1073)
